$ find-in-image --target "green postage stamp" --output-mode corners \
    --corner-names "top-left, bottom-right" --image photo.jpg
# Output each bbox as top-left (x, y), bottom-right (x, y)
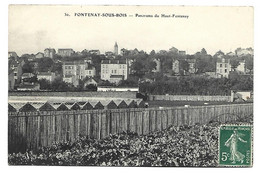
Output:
top-left (219, 125), bottom-right (253, 167)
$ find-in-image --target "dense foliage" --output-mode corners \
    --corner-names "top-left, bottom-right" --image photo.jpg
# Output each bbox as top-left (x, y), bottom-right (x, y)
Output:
top-left (140, 75), bottom-right (253, 95)
top-left (8, 114), bottom-right (252, 166)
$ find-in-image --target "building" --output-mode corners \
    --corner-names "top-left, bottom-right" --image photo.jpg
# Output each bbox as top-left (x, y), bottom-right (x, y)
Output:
top-left (84, 57), bottom-right (93, 64)
top-left (101, 59), bottom-right (128, 83)
top-left (89, 50), bottom-right (100, 55)
top-left (114, 42), bottom-right (118, 55)
top-left (27, 54), bottom-right (36, 61)
top-left (236, 60), bottom-right (246, 74)
top-left (226, 52), bottom-right (235, 56)
top-left (204, 72), bottom-right (222, 78)
top-left (58, 48), bottom-right (74, 57)
top-left (62, 60), bottom-right (96, 86)
top-left (105, 51), bottom-right (114, 57)
top-left (186, 59), bottom-right (196, 74)
top-left (9, 60), bottom-right (24, 83)
top-left (84, 77), bottom-right (98, 86)
top-left (44, 48), bottom-right (56, 58)
top-left (172, 59), bottom-right (180, 74)
top-left (178, 51), bottom-right (186, 55)
top-left (152, 58), bottom-right (161, 73)
top-left (231, 90), bottom-right (253, 102)
top-left (110, 75), bottom-right (124, 84)
top-left (128, 59), bottom-right (134, 74)
top-left (235, 48), bottom-right (254, 57)
top-left (8, 70), bottom-right (15, 90)
top-left (216, 58), bottom-right (231, 78)
top-left (120, 48), bottom-right (128, 56)
top-left (172, 59), bottom-right (196, 75)
top-left (84, 63), bottom-right (96, 78)
top-left (21, 73), bottom-right (35, 81)
top-left (35, 52), bottom-right (44, 59)
top-left (63, 75), bottom-right (79, 86)
top-left (37, 72), bottom-right (56, 82)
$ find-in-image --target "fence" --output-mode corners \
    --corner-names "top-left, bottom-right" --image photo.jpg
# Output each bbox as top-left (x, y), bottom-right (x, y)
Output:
top-left (8, 103), bottom-right (253, 153)
top-left (149, 95), bottom-right (231, 102)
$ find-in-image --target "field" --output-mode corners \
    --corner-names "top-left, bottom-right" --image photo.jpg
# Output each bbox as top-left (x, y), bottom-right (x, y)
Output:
top-left (8, 113), bottom-right (253, 166)
top-left (147, 100), bottom-right (252, 108)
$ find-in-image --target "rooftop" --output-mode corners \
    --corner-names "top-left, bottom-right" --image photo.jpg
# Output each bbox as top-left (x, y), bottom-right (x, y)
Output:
top-left (217, 58), bottom-right (230, 63)
top-left (101, 59), bottom-right (127, 64)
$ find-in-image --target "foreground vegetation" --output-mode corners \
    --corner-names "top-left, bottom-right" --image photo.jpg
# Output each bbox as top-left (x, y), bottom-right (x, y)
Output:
top-left (8, 114), bottom-right (253, 166)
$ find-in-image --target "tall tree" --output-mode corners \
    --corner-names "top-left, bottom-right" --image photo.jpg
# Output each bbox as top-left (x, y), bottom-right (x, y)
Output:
top-left (245, 58), bottom-right (253, 74)
top-left (22, 63), bottom-right (34, 73)
top-left (230, 59), bottom-right (240, 71)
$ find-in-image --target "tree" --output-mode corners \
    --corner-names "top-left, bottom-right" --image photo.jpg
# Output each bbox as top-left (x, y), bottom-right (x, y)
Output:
top-left (51, 78), bottom-right (72, 91)
top-left (230, 59), bottom-right (240, 71)
top-left (38, 79), bottom-right (51, 90)
top-left (179, 60), bottom-right (189, 75)
top-left (130, 53), bottom-right (156, 76)
top-left (51, 62), bottom-right (62, 74)
top-left (201, 48), bottom-right (207, 55)
top-left (195, 55), bottom-right (215, 73)
top-left (85, 84), bottom-right (97, 91)
top-left (150, 50), bottom-right (156, 56)
top-left (22, 63), bottom-right (34, 73)
top-left (245, 58), bottom-right (253, 74)
top-left (118, 75), bottom-right (139, 87)
top-left (37, 57), bottom-right (54, 72)
top-left (169, 47), bottom-right (179, 55)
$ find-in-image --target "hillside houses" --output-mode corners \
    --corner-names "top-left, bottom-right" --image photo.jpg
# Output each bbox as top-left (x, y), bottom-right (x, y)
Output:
top-left (216, 58), bottom-right (246, 78)
top-left (58, 48), bottom-right (75, 57)
top-left (44, 48), bottom-right (56, 58)
top-left (172, 59), bottom-right (196, 75)
top-left (62, 60), bottom-right (96, 86)
top-left (8, 46), bottom-right (254, 91)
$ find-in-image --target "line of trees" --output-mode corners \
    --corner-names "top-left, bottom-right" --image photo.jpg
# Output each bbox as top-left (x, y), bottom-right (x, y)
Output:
top-left (139, 75), bottom-right (253, 95)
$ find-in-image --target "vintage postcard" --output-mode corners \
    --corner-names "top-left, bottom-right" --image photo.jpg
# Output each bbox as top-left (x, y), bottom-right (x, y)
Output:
top-left (8, 5), bottom-right (253, 167)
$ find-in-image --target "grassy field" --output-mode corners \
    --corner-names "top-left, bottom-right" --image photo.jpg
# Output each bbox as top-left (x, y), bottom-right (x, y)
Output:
top-left (147, 100), bottom-right (253, 108)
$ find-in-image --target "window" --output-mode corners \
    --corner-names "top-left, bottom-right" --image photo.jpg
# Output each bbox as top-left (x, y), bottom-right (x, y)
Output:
top-left (89, 71), bottom-right (91, 74)
top-left (220, 69), bottom-right (222, 73)
top-left (114, 70), bottom-right (117, 73)
top-left (220, 64), bottom-right (222, 67)
top-left (225, 64), bottom-right (227, 68)
top-left (111, 70), bottom-right (113, 73)
top-left (225, 69), bottom-right (227, 73)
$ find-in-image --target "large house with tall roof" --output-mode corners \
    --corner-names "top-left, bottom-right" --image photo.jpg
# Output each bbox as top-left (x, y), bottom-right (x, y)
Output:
top-left (101, 59), bottom-right (128, 84)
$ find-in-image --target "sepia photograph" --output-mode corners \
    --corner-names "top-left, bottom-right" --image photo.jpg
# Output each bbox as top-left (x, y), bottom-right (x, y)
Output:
top-left (7, 5), bottom-right (254, 167)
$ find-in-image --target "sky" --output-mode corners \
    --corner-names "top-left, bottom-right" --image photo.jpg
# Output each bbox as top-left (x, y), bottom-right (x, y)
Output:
top-left (8, 5), bottom-right (254, 56)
